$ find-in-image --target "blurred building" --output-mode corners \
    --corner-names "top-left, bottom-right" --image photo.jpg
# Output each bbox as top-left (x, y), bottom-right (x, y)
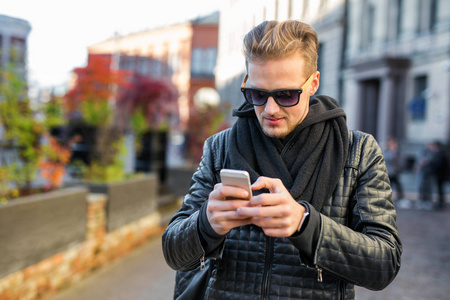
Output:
top-left (215, 0), bottom-right (450, 159)
top-left (0, 14), bottom-right (31, 77)
top-left (0, 14), bottom-right (31, 156)
top-left (87, 11), bottom-right (219, 131)
top-left (342, 0), bottom-right (450, 158)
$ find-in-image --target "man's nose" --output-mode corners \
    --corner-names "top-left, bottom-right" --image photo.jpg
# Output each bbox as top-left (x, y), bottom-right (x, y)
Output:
top-left (265, 97), bottom-right (280, 114)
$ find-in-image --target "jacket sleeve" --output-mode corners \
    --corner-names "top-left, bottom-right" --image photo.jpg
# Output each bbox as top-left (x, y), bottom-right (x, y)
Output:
top-left (308, 133), bottom-right (401, 290)
top-left (162, 131), bottom-right (227, 271)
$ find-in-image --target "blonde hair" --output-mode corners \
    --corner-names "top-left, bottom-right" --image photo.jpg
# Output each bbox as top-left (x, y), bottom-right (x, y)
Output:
top-left (243, 20), bottom-right (319, 77)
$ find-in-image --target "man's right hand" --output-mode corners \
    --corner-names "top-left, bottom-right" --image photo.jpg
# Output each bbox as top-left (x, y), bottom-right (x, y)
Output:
top-left (207, 183), bottom-right (253, 235)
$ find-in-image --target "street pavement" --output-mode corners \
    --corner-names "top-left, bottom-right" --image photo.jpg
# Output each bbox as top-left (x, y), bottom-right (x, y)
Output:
top-left (48, 232), bottom-right (176, 300)
top-left (48, 172), bottom-right (450, 300)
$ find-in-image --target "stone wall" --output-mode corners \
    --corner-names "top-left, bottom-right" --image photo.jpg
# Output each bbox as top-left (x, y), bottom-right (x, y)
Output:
top-left (0, 187), bottom-right (87, 279)
top-left (0, 193), bottom-right (162, 300)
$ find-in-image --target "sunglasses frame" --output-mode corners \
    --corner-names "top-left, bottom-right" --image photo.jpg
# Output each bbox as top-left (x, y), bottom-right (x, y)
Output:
top-left (240, 72), bottom-right (315, 107)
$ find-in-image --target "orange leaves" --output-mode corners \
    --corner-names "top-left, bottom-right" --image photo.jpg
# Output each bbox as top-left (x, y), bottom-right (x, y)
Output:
top-left (64, 54), bottom-right (130, 114)
top-left (39, 135), bottom-right (80, 189)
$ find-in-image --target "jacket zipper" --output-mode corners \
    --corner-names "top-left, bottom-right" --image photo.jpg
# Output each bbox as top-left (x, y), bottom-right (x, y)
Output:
top-left (200, 255), bottom-right (206, 270)
top-left (317, 266), bottom-right (323, 282)
top-left (338, 280), bottom-right (345, 300)
top-left (261, 237), bottom-right (274, 299)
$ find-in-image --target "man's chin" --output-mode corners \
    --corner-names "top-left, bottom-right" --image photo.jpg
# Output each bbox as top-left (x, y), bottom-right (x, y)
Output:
top-left (262, 127), bottom-right (288, 139)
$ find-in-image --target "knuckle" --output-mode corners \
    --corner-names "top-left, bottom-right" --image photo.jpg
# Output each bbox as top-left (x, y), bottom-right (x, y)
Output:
top-left (255, 207), bottom-right (264, 217)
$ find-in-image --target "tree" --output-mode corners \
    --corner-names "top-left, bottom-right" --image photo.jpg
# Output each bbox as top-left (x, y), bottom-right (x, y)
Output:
top-left (64, 54), bottom-right (130, 182)
top-left (186, 102), bottom-right (230, 164)
top-left (0, 65), bottom-right (72, 201)
top-left (117, 73), bottom-right (177, 131)
top-left (0, 65), bottom-right (43, 198)
top-left (64, 54), bottom-right (178, 182)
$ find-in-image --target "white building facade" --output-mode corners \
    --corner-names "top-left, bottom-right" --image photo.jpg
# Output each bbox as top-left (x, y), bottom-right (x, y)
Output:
top-left (0, 14), bottom-right (31, 75)
top-left (342, 0), bottom-right (450, 158)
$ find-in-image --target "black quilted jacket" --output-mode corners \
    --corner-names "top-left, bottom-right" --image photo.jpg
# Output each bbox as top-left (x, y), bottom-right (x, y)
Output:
top-left (163, 129), bottom-right (402, 300)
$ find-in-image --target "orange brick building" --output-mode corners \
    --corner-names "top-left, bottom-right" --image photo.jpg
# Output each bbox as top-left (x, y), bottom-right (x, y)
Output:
top-left (87, 11), bottom-right (219, 131)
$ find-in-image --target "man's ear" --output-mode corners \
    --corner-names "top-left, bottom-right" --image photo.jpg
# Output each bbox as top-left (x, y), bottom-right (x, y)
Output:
top-left (310, 71), bottom-right (320, 95)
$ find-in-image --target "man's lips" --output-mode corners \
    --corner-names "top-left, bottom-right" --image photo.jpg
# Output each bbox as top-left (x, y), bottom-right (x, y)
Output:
top-left (263, 116), bottom-right (284, 125)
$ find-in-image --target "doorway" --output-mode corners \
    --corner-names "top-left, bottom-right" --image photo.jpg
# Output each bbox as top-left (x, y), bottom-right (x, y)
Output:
top-left (360, 79), bottom-right (380, 138)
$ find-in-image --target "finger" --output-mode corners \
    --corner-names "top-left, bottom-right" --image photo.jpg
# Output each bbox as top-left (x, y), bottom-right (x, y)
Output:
top-left (210, 218), bottom-right (254, 235)
top-left (252, 176), bottom-right (286, 193)
top-left (251, 216), bottom-right (292, 228)
top-left (236, 205), bottom-right (286, 218)
top-left (208, 199), bottom-right (252, 212)
top-left (249, 193), bottom-right (285, 207)
top-left (223, 185), bottom-right (250, 200)
top-left (210, 210), bottom-right (253, 222)
top-left (210, 185), bottom-right (250, 201)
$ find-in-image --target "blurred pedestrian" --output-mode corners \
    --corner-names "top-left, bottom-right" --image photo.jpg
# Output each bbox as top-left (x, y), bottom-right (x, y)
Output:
top-left (432, 142), bottom-right (448, 209)
top-left (383, 138), bottom-right (405, 201)
top-left (417, 141), bottom-right (447, 210)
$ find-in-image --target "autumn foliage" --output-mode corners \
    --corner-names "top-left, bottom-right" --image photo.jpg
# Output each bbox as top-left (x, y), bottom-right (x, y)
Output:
top-left (65, 54), bottom-right (177, 129)
top-left (117, 73), bottom-right (177, 130)
top-left (39, 134), bottom-right (80, 189)
top-left (63, 53), bottom-right (177, 182)
top-left (65, 54), bottom-right (128, 114)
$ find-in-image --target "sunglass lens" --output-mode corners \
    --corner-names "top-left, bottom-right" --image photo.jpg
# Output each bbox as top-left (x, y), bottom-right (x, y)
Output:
top-left (275, 90), bottom-right (297, 106)
top-left (245, 89), bottom-right (267, 105)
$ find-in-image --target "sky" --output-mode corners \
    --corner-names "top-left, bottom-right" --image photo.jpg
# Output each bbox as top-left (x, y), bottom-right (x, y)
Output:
top-left (1, 0), bottom-right (221, 91)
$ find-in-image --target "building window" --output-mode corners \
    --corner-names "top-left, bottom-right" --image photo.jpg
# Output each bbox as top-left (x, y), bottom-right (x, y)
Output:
top-left (386, 0), bottom-right (403, 41)
top-left (416, 0), bottom-right (438, 33)
top-left (10, 37), bottom-right (26, 65)
top-left (154, 59), bottom-right (163, 77)
top-left (205, 47), bottom-right (217, 75)
top-left (396, 0), bottom-right (403, 39)
top-left (408, 75), bottom-right (427, 121)
top-left (168, 52), bottom-right (181, 75)
top-left (360, 1), bottom-right (375, 49)
top-left (429, 0), bottom-right (437, 30)
top-left (138, 56), bottom-right (150, 75)
top-left (191, 47), bottom-right (217, 77)
top-left (191, 48), bottom-right (202, 75)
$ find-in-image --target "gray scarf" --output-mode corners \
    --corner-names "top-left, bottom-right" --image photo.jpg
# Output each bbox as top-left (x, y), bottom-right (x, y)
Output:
top-left (225, 95), bottom-right (349, 212)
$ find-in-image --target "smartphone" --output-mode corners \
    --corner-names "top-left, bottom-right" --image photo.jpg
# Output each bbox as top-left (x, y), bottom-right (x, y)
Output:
top-left (220, 169), bottom-right (253, 198)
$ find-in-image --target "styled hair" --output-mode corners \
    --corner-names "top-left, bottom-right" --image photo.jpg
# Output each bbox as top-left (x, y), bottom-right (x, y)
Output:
top-left (243, 20), bottom-right (319, 77)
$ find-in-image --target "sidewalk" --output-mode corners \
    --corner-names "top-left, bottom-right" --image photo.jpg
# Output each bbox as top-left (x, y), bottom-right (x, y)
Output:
top-left (47, 234), bottom-right (176, 300)
top-left (47, 172), bottom-right (450, 300)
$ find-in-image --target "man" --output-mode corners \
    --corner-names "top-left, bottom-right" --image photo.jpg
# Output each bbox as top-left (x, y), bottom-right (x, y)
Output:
top-left (418, 141), bottom-right (448, 210)
top-left (383, 138), bottom-right (405, 201)
top-left (163, 20), bottom-right (401, 299)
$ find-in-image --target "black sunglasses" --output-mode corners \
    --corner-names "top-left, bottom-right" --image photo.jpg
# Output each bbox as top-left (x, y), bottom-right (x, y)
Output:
top-left (240, 73), bottom-right (315, 107)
